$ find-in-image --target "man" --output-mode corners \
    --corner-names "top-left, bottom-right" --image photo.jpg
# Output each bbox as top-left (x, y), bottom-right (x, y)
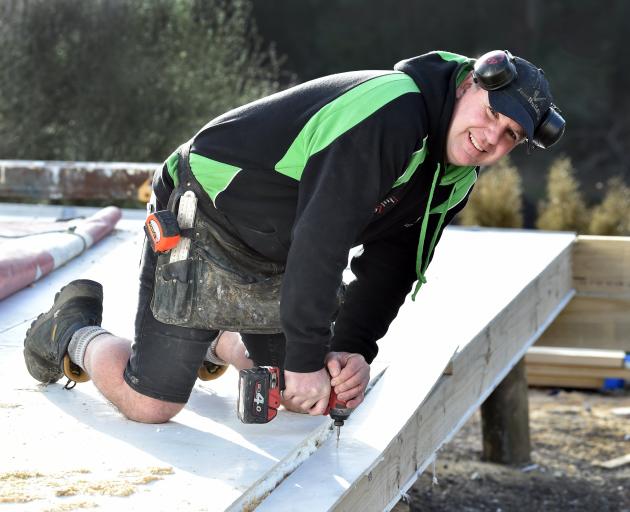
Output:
top-left (24, 50), bottom-right (564, 424)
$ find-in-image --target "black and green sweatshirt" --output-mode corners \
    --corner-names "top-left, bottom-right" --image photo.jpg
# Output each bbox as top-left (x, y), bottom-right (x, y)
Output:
top-left (164, 51), bottom-right (479, 373)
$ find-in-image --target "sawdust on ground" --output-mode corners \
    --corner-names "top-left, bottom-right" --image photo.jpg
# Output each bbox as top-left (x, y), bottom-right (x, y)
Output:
top-left (393, 388), bottom-right (630, 512)
top-left (0, 466), bottom-right (174, 508)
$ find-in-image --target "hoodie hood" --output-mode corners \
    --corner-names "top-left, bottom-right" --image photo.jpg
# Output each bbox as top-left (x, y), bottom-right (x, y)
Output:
top-left (394, 51), bottom-right (476, 299)
top-left (394, 51), bottom-right (474, 167)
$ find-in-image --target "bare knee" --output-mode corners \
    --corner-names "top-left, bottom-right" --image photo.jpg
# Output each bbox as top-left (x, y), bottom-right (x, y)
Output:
top-left (121, 394), bottom-right (185, 424)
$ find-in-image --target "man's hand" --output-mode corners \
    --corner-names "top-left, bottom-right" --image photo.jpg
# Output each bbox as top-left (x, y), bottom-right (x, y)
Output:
top-left (325, 352), bottom-right (370, 408)
top-left (282, 368), bottom-right (331, 415)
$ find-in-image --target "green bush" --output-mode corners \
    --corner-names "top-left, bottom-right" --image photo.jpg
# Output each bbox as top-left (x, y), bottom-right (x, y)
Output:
top-left (588, 177), bottom-right (630, 236)
top-left (536, 157), bottom-right (589, 233)
top-left (0, 0), bottom-right (282, 162)
top-left (459, 157), bottom-right (523, 228)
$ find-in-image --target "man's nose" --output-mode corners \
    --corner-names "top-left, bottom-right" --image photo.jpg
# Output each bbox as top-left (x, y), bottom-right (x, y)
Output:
top-left (484, 123), bottom-right (501, 146)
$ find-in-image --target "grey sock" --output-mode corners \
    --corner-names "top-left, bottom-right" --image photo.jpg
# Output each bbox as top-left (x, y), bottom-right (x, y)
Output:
top-left (67, 326), bottom-right (110, 371)
top-left (204, 331), bottom-right (227, 366)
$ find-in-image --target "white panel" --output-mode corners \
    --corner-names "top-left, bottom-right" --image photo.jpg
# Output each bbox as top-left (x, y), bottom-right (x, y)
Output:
top-left (0, 206), bottom-right (576, 511)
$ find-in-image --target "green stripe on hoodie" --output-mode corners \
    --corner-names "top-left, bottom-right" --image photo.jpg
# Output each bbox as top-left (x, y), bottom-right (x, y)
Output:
top-left (275, 73), bottom-right (420, 180)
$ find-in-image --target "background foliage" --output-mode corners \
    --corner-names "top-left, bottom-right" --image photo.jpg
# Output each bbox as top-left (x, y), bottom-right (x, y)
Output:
top-left (0, 0), bottom-right (281, 162)
top-left (459, 157), bottom-right (523, 229)
top-left (0, 0), bottom-right (628, 231)
top-left (253, 0), bottom-right (630, 214)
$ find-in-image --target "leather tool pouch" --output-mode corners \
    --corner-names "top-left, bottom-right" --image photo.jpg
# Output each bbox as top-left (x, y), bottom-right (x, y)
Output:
top-left (150, 142), bottom-right (284, 334)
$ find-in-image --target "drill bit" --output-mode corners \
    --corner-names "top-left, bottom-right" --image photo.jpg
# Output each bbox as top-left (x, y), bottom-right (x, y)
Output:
top-left (328, 366), bottom-right (389, 448)
top-left (334, 419), bottom-right (344, 447)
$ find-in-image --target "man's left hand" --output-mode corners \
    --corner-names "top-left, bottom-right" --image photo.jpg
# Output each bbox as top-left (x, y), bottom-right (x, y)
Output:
top-left (325, 352), bottom-right (370, 408)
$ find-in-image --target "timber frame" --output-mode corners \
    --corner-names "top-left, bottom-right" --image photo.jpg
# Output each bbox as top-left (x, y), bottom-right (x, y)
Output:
top-left (258, 234), bottom-right (629, 511)
top-left (530, 236), bottom-right (630, 388)
top-left (333, 240), bottom-right (575, 511)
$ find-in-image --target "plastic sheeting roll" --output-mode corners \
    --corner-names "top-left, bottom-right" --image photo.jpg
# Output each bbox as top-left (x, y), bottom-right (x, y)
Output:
top-left (0, 206), bottom-right (122, 300)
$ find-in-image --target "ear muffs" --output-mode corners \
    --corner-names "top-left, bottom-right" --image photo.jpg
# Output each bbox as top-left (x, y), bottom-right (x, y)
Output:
top-left (533, 107), bottom-right (566, 149)
top-left (473, 50), bottom-right (566, 149)
top-left (473, 50), bottom-right (517, 90)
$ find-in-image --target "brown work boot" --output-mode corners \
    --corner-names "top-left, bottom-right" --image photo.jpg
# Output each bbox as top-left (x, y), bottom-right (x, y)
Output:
top-left (23, 279), bottom-right (103, 384)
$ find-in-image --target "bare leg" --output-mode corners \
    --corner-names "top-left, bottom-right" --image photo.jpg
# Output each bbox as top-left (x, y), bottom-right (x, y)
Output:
top-left (214, 332), bottom-right (253, 371)
top-left (83, 334), bottom-right (184, 424)
top-left (83, 331), bottom-right (253, 423)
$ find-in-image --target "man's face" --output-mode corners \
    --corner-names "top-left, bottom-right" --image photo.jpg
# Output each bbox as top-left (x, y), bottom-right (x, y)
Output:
top-left (445, 79), bottom-right (525, 166)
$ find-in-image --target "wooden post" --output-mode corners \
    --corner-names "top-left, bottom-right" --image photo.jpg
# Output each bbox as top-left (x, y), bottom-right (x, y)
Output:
top-left (481, 358), bottom-right (531, 464)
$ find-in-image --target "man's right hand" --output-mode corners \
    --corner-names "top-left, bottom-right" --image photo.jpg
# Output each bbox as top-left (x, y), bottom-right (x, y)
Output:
top-left (282, 368), bottom-right (331, 416)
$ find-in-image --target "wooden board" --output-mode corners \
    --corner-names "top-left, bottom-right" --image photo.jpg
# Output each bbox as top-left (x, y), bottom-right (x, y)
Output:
top-left (594, 453), bottom-right (630, 469)
top-left (257, 228), bottom-right (575, 511)
top-left (526, 363), bottom-right (630, 380)
top-left (527, 374), bottom-right (605, 389)
top-left (534, 295), bottom-right (630, 351)
top-left (526, 346), bottom-right (627, 368)
top-left (573, 235), bottom-right (630, 298)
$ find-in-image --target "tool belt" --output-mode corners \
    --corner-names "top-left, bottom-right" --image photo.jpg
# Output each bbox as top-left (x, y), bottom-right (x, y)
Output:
top-left (150, 142), bottom-right (284, 334)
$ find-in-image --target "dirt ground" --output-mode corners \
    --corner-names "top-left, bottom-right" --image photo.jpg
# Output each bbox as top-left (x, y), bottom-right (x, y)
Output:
top-left (393, 388), bottom-right (630, 512)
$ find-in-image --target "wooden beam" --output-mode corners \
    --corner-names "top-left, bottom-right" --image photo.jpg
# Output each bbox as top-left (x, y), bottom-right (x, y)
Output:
top-left (535, 296), bottom-right (630, 351)
top-left (526, 346), bottom-right (627, 368)
top-left (0, 159), bottom-right (156, 201)
top-left (527, 374), bottom-right (604, 389)
top-left (526, 364), bottom-right (630, 380)
top-left (594, 453), bottom-right (630, 470)
top-left (481, 358), bottom-right (531, 464)
top-left (573, 235), bottom-right (630, 298)
top-left (326, 242), bottom-right (573, 511)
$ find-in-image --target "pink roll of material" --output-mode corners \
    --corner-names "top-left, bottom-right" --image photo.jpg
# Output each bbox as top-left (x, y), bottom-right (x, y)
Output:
top-left (0, 206), bottom-right (122, 300)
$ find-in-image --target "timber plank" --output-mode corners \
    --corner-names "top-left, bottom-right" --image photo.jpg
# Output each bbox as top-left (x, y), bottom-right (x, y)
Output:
top-left (526, 346), bottom-right (627, 368)
top-left (258, 229), bottom-right (575, 511)
top-left (336, 240), bottom-right (573, 511)
top-left (594, 453), bottom-right (630, 470)
top-left (526, 364), bottom-right (630, 380)
top-left (527, 374), bottom-right (605, 389)
top-left (573, 235), bottom-right (630, 298)
top-left (534, 296), bottom-right (630, 351)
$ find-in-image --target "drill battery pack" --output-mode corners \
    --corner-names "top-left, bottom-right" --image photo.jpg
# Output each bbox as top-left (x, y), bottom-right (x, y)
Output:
top-left (237, 366), bottom-right (281, 424)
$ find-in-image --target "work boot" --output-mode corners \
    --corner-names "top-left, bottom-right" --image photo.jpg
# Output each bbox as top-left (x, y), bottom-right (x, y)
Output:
top-left (197, 361), bottom-right (228, 381)
top-left (23, 279), bottom-right (103, 384)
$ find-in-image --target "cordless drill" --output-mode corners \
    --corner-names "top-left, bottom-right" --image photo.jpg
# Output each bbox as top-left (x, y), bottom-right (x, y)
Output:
top-left (237, 366), bottom-right (352, 441)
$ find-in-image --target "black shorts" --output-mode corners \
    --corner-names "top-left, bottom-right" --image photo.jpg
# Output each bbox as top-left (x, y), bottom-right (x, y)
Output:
top-left (123, 164), bottom-right (285, 403)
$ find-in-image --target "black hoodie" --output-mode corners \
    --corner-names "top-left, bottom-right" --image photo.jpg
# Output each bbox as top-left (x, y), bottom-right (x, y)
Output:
top-left (168, 51), bottom-right (478, 372)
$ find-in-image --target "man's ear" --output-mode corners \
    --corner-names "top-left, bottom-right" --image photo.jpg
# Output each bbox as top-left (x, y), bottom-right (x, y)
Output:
top-left (455, 72), bottom-right (474, 99)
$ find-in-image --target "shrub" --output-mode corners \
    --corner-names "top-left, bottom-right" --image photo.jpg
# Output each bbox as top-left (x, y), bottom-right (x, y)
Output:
top-left (459, 157), bottom-right (524, 228)
top-left (588, 177), bottom-right (630, 236)
top-left (536, 157), bottom-right (589, 232)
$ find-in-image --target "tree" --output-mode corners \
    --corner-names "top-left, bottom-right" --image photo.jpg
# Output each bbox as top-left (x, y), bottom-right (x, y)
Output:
top-left (0, 0), bottom-right (282, 162)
